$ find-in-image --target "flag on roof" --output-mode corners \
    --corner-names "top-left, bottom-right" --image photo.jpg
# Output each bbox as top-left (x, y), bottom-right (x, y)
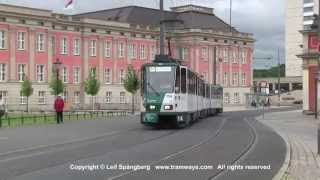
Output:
top-left (65, 0), bottom-right (75, 9)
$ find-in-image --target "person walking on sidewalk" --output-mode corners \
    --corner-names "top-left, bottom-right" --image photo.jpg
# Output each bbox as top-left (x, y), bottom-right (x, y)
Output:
top-left (54, 96), bottom-right (64, 124)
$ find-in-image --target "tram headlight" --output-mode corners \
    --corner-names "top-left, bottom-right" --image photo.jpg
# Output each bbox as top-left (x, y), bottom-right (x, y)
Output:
top-left (149, 105), bottom-right (156, 110)
top-left (164, 105), bottom-right (173, 110)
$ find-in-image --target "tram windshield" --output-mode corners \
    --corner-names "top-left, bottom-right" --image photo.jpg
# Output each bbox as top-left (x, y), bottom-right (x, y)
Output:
top-left (145, 66), bottom-right (175, 94)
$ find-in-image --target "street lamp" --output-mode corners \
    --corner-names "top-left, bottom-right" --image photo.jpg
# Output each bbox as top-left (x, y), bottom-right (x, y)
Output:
top-left (310, 13), bottom-right (320, 155)
top-left (53, 58), bottom-right (62, 80)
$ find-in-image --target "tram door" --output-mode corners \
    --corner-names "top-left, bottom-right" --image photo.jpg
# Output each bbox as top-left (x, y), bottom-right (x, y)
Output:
top-left (180, 67), bottom-right (187, 111)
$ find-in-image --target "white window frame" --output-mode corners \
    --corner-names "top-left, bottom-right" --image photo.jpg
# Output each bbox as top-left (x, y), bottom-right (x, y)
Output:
top-left (201, 47), bottom-right (208, 59)
top-left (104, 68), bottom-right (112, 84)
top-left (120, 91), bottom-right (126, 104)
top-left (90, 39), bottom-right (97, 57)
top-left (90, 67), bottom-right (97, 78)
top-left (37, 33), bottom-right (45, 52)
top-left (140, 44), bottom-right (146, 60)
top-left (118, 42), bottom-right (124, 58)
top-left (74, 91), bottom-right (80, 104)
top-left (223, 48), bottom-right (228, 62)
top-left (17, 31), bottom-right (26, 50)
top-left (181, 47), bottom-right (188, 60)
top-left (223, 72), bottom-right (228, 86)
top-left (0, 30), bottom-right (5, 49)
top-left (73, 66), bottom-right (80, 84)
top-left (151, 45), bottom-right (156, 61)
top-left (105, 91), bottom-right (112, 103)
top-left (232, 48), bottom-right (237, 63)
top-left (224, 93), bottom-right (230, 104)
top-left (242, 49), bottom-right (247, 64)
top-left (36, 65), bottom-right (45, 82)
top-left (241, 72), bottom-right (246, 86)
top-left (119, 69), bottom-right (125, 84)
top-left (0, 63), bottom-right (6, 82)
top-left (62, 91), bottom-right (68, 102)
top-left (61, 37), bottom-right (68, 55)
top-left (73, 38), bottom-right (81, 56)
top-left (18, 64), bottom-right (26, 82)
top-left (38, 91), bottom-right (46, 105)
top-left (62, 66), bottom-right (68, 83)
top-left (20, 91), bottom-right (27, 105)
top-left (234, 92), bottom-right (240, 104)
top-left (0, 91), bottom-right (7, 104)
top-left (129, 43), bottom-right (136, 59)
top-left (105, 40), bottom-right (112, 58)
top-left (232, 72), bottom-right (238, 86)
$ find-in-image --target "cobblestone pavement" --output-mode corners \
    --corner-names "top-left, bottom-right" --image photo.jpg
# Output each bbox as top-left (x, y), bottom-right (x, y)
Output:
top-left (258, 110), bottom-right (320, 180)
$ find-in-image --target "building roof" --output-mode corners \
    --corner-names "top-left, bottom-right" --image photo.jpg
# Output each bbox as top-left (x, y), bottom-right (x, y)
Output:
top-left (74, 5), bottom-right (238, 33)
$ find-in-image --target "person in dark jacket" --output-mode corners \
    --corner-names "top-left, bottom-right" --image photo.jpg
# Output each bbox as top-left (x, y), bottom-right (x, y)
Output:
top-left (54, 96), bottom-right (64, 124)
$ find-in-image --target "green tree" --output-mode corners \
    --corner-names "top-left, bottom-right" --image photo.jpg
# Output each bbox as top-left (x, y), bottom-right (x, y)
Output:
top-left (49, 69), bottom-right (65, 96)
top-left (254, 64), bottom-right (285, 78)
top-left (123, 66), bottom-right (140, 114)
top-left (84, 74), bottom-right (100, 111)
top-left (21, 78), bottom-right (33, 112)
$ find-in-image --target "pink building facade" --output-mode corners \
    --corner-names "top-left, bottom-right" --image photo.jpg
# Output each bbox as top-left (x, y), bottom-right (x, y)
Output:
top-left (0, 4), bottom-right (254, 111)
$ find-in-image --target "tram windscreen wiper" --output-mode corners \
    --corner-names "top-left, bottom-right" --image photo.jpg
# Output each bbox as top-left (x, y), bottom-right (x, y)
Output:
top-left (147, 82), bottom-right (161, 97)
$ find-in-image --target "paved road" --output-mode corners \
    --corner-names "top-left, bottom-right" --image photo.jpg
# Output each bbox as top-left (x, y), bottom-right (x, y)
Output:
top-left (0, 109), bottom-right (291, 180)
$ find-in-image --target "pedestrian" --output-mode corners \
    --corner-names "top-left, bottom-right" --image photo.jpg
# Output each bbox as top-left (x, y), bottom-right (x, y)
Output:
top-left (54, 95), bottom-right (64, 124)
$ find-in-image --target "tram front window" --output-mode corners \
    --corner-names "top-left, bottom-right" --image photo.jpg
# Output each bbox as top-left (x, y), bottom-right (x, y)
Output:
top-left (146, 66), bottom-right (175, 94)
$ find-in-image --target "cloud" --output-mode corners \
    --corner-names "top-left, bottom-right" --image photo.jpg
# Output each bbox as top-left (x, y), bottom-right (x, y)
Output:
top-left (1, 0), bottom-right (284, 68)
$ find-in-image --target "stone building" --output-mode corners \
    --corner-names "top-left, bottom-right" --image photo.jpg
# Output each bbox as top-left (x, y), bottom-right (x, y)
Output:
top-left (0, 4), bottom-right (254, 111)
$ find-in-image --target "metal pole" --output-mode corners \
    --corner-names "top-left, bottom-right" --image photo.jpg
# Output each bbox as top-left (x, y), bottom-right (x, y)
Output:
top-left (230, 0), bottom-right (232, 33)
top-left (315, 75), bottom-right (318, 119)
top-left (213, 47), bottom-right (217, 85)
top-left (159, 0), bottom-right (165, 55)
top-left (277, 49), bottom-right (281, 107)
top-left (318, 123), bottom-right (320, 155)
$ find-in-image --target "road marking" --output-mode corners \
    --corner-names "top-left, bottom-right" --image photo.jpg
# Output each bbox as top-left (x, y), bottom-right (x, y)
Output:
top-left (0, 131), bottom-right (122, 162)
top-left (107, 118), bottom-right (228, 180)
top-left (0, 137), bottom-right (8, 140)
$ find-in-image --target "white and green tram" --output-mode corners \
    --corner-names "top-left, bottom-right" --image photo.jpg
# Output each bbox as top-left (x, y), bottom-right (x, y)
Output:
top-left (141, 55), bottom-right (223, 128)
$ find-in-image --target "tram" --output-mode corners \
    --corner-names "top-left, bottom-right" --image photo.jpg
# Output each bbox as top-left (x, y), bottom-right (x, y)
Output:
top-left (140, 55), bottom-right (223, 128)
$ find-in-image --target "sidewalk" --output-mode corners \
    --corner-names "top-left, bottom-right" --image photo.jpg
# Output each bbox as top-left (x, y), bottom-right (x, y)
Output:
top-left (224, 105), bottom-right (292, 112)
top-left (258, 110), bottom-right (320, 180)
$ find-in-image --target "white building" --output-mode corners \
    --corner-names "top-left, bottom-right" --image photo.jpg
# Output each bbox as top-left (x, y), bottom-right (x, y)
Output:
top-left (285, 0), bottom-right (319, 77)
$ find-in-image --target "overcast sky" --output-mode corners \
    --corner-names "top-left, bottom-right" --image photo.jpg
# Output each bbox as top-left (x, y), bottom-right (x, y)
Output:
top-left (1, 0), bottom-right (285, 69)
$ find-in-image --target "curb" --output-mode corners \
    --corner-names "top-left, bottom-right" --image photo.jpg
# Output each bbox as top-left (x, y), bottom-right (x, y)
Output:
top-left (256, 115), bottom-right (291, 180)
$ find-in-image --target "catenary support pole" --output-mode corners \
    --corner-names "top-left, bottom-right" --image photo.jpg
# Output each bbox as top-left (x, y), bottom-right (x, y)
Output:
top-left (159, 0), bottom-right (165, 55)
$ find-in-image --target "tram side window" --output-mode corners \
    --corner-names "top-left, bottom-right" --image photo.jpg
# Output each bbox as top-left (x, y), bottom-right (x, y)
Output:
top-left (206, 85), bottom-right (210, 98)
top-left (211, 85), bottom-right (214, 98)
top-left (188, 70), bottom-right (194, 94)
top-left (181, 68), bottom-right (187, 93)
top-left (175, 67), bottom-right (180, 93)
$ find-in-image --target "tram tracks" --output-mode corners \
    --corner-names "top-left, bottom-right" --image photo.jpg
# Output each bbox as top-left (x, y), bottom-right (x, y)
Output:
top-left (107, 117), bottom-right (228, 180)
top-left (209, 117), bottom-right (259, 180)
